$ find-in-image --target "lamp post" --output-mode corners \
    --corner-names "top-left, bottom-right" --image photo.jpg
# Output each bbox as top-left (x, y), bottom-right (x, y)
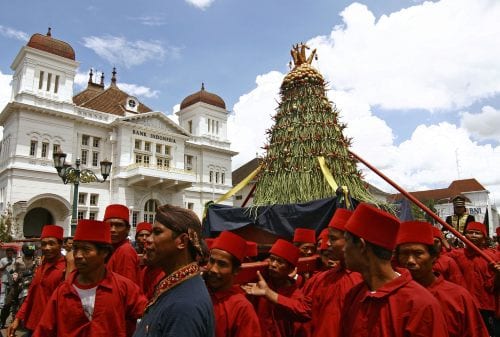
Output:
top-left (53, 151), bottom-right (112, 234)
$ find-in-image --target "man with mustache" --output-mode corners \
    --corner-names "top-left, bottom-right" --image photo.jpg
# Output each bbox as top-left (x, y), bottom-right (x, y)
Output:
top-left (33, 219), bottom-right (146, 337)
top-left (134, 204), bottom-right (214, 337)
top-left (8, 225), bottom-right (65, 337)
top-left (205, 231), bottom-right (261, 337)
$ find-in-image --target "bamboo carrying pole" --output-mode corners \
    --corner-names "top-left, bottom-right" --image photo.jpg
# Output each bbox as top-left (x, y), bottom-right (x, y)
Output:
top-left (349, 150), bottom-right (495, 264)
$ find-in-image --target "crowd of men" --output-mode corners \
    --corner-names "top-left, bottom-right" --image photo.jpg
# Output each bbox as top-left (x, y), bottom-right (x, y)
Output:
top-left (0, 199), bottom-right (498, 337)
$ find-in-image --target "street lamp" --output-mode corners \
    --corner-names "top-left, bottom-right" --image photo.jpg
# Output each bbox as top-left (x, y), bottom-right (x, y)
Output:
top-left (53, 151), bottom-right (112, 234)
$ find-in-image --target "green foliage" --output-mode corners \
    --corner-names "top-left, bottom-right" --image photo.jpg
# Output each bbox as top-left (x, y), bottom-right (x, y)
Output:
top-left (411, 199), bottom-right (437, 223)
top-left (253, 63), bottom-right (378, 206)
top-left (0, 217), bottom-right (13, 242)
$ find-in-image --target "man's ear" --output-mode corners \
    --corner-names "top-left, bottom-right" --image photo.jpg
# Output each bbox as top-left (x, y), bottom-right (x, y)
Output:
top-left (358, 237), bottom-right (368, 254)
top-left (175, 233), bottom-right (189, 250)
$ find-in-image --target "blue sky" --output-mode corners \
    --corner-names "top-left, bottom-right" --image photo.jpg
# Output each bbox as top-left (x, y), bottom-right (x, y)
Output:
top-left (2, 0), bottom-right (500, 205)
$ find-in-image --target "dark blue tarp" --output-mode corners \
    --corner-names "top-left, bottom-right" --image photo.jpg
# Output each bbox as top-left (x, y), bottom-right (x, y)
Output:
top-left (203, 196), bottom-right (358, 238)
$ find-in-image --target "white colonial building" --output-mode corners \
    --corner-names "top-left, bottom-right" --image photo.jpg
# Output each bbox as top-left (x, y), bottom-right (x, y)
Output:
top-left (0, 29), bottom-right (237, 238)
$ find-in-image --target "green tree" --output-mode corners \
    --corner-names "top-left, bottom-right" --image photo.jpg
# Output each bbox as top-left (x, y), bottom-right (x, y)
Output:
top-left (253, 44), bottom-right (377, 206)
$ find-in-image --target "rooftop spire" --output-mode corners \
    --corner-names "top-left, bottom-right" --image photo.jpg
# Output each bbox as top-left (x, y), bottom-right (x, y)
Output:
top-left (47, 27), bottom-right (52, 37)
top-left (111, 67), bottom-right (117, 87)
top-left (88, 68), bottom-right (93, 84)
top-left (201, 82), bottom-right (205, 91)
top-left (100, 72), bottom-right (105, 86)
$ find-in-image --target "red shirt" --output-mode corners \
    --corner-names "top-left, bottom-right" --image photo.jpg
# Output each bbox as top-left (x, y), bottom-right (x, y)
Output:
top-left (16, 256), bottom-right (66, 331)
top-left (210, 285), bottom-right (261, 337)
top-left (308, 265), bottom-right (362, 337)
top-left (33, 270), bottom-right (147, 337)
top-left (427, 274), bottom-right (489, 337)
top-left (340, 270), bottom-right (448, 337)
top-left (449, 248), bottom-right (496, 311)
top-left (140, 265), bottom-right (164, 300)
top-left (107, 240), bottom-right (141, 285)
top-left (253, 280), bottom-right (311, 337)
top-left (433, 254), bottom-right (464, 287)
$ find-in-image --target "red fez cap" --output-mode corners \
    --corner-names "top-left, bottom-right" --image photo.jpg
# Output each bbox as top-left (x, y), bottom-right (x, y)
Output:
top-left (431, 226), bottom-right (443, 239)
top-left (211, 231), bottom-right (248, 262)
top-left (136, 222), bottom-right (152, 234)
top-left (318, 229), bottom-right (329, 251)
top-left (74, 220), bottom-right (111, 244)
top-left (345, 203), bottom-right (400, 251)
top-left (103, 204), bottom-right (129, 224)
top-left (466, 222), bottom-right (487, 236)
top-left (397, 221), bottom-right (434, 246)
top-left (41, 225), bottom-right (64, 240)
top-left (328, 208), bottom-right (353, 231)
top-left (246, 241), bottom-right (258, 257)
top-left (496, 226), bottom-right (500, 236)
top-left (293, 228), bottom-right (316, 244)
top-left (205, 238), bottom-right (215, 250)
top-left (269, 239), bottom-right (300, 266)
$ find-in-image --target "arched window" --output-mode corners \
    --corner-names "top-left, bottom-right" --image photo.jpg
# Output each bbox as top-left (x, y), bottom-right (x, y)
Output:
top-left (144, 199), bottom-right (159, 223)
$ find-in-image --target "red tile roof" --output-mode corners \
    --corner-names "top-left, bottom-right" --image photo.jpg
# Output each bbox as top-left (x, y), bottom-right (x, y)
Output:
top-left (390, 178), bottom-right (487, 203)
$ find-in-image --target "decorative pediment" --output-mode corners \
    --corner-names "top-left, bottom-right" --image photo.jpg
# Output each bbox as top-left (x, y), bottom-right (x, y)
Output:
top-left (118, 112), bottom-right (189, 137)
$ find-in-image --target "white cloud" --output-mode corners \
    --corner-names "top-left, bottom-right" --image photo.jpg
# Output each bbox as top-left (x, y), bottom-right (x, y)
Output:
top-left (118, 83), bottom-right (159, 99)
top-left (308, 0), bottom-right (500, 111)
top-left (460, 106), bottom-right (500, 142)
top-left (82, 36), bottom-right (174, 68)
top-left (0, 25), bottom-right (28, 41)
top-left (185, 0), bottom-right (215, 10)
top-left (229, 71), bottom-right (283, 168)
top-left (131, 16), bottom-right (167, 27)
top-left (229, 0), bottom-right (500, 208)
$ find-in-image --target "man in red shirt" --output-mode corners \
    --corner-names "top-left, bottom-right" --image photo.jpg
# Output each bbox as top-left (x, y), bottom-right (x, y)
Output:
top-left (431, 226), bottom-right (464, 286)
top-left (104, 204), bottom-right (140, 285)
top-left (305, 208), bottom-right (362, 337)
top-left (448, 221), bottom-right (497, 335)
top-left (205, 231), bottom-right (261, 337)
top-left (396, 220), bottom-right (489, 337)
top-left (242, 239), bottom-right (311, 337)
top-left (8, 225), bottom-right (66, 337)
top-left (135, 222), bottom-right (152, 255)
top-left (340, 203), bottom-right (448, 337)
top-left (33, 219), bottom-right (147, 337)
top-left (293, 228), bottom-right (316, 257)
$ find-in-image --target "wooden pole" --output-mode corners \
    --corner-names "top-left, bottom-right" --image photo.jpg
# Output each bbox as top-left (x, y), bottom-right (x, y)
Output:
top-left (350, 150), bottom-right (495, 264)
top-left (241, 184), bottom-right (257, 208)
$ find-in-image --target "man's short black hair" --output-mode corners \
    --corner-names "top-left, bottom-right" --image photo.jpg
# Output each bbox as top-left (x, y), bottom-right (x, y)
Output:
top-left (349, 233), bottom-right (393, 261)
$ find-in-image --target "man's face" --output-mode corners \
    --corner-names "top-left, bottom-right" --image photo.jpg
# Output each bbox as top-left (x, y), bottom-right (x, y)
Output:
top-left (73, 241), bottom-right (107, 275)
top-left (268, 254), bottom-right (293, 281)
top-left (136, 230), bottom-right (151, 249)
top-left (328, 228), bottom-right (346, 261)
top-left (64, 238), bottom-right (74, 252)
top-left (343, 232), bottom-right (363, 272)
top-left (205, 248), bottom-right (236, 291)
top-left (433, 237), bottom-right (442, 252)
top-left (145, 221), bottom-right (183, 269)
top-left (397, 243), bottom-right (435, 282)
top-left (297, 243), bottom-right (316, 257)
top-left (453, 205), bottom-right (466, 216)
top-left (465, 229), bottom-right (485, 246)
top-left (106, 218), bottom-right (130, 244)
top-left (41, 237), bottom-right (62, 262)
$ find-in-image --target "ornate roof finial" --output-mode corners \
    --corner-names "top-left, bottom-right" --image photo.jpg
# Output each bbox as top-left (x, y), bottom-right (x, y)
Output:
top-left (100, 72), bottom-right (105, 86)
top-left (47, 27), bottom-right (52, 37)
top-left (88, 68), bottom-right (94, 84)
top-left (290, 42), bottom-right (317, 68)
top-left (201, 82), bottom-right (205, 91)
top-left (111, 67), bottom-right (117, 86)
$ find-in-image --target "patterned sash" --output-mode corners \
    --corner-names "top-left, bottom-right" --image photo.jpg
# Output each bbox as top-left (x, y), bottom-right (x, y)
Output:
top-left (143, 262), bottom-right (200, 314)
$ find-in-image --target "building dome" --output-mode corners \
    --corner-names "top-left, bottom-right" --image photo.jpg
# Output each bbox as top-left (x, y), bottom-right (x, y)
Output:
top-left (27, 28), bottom-right (75, 60)
top-left (180, 83), bottom-right (226, 110)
